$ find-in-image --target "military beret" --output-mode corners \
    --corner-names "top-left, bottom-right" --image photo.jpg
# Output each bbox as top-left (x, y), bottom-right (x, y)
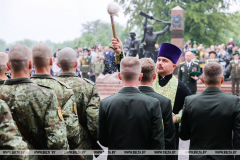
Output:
top-left (83, 48), bottom-right (90, 52)
top-left (190, 71), bottom-right (201, 77)
top-left (192, 41), bottom-right (198, 45)
top-left (233, 51), bottom-right (239, 56)
top-left (209, 51), bottom-right (216, 55)
top-left (191, 50), bottom-right (196, 54)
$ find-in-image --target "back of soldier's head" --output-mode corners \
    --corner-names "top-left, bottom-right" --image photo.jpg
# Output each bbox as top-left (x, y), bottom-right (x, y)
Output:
top-left (58, 47), bottom-right (77, 71)
top-left (140, 58), bottom-right (155, 82)
top-left (32, 43), bottom-right (52, 68)
top-left (203, 63), bottom-right (223, 85)
top-left (120, 57), bottom-right (141, 82)
top-left (8, 45), bottom-right (32, 73)
top-left (0, 52), bottom-right (8, 74)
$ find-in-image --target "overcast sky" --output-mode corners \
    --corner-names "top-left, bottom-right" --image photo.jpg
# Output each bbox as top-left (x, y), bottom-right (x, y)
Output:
top-left (0, 0), bottom-right (239, 43)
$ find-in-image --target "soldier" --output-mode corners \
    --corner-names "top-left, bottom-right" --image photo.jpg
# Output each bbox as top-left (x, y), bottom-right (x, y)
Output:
top-left (0, 52), bottom-right (8, 87)
top-left (0, 44), bottom-right (69, 160)
top-left (191, 50), bottom-right (200, 64)
top-left (30, 43), bottom-right (81, 152)
top-left (229, 51), bottom-right (240, 96)
top-left (56, 47), bottom-right (100, 160)
top-left (0, 99), bottom-right (28, 160)
top-left (206, 51), bottom-right (219, 63)
top-left (192, 41), bottom-right (200, 60)
top-left (139, 58), bottom-right (176, 160)
top-left (93, 56), bottom-right (104, 80)
top-left (180, 63), bottom-right (240, 160)
top-left (179, 51), bottom-right (200, 94)
top-left (80, 48), bottom-right (91, 79)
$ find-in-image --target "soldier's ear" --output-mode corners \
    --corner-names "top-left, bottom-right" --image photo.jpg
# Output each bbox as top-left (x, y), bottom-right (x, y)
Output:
top-left (50, 58), bottom-right (53, 66)
top-left (221, 76), bottom-right (224, 84)
top-left (74, 61), bottom-right (78, 68)
top-left (139, 73), bottom-right (143, 81)
top-left (118, 72), bottom-right (122, 80)
top-left (201, 77), bottom-right (205, 84)
top-left (29, 60), bottom-right (32, 70)
top-left (152, 73), bottom-right (157, 80)
top-left (57, 62), bottom-right (60, 68)
top-left (6, 62), bottom-right (11, 70)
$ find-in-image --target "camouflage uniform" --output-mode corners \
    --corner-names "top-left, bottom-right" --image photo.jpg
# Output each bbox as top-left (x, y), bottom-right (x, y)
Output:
top-left (57, 72), bottom-right (100, 160)
top-left (0, 99), bottom-right (28, 160)
top-left (0, 79), bottom-right (4, 88)
top-left (31, 74), bottom-right (81, 150)
top-left (0, 78), bottom-right (69, 160)
top-left (93, 61), bottom-right (104, 79)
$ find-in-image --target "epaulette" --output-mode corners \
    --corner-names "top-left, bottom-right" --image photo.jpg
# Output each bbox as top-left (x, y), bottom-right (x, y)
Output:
top-left (56, 79), bottom-right (72, 89)
top-left (193, 62), bottom-right (198, 65)
top-left (37, 84), bottom-right (53, 90)
top-left (83, 78), bottom-right (95, 86)
top-left (180, 62), bottom-right (185, 65)
top-left (195, 59), bottom-right (199, 62)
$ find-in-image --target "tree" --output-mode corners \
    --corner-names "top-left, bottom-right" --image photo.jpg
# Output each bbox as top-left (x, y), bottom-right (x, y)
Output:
top-left (72, 20), bottom-right (128, 48)
top-left (115, 0), bottom-right (239, 46)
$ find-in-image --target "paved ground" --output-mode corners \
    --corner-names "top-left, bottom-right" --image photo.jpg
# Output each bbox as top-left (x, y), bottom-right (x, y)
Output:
top-left (93, 140), bottom-right (190, 160)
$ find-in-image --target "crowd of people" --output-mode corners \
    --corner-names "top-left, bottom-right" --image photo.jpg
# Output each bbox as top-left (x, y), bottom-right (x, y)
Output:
top-left (0, 36), bottom-right (239, 160)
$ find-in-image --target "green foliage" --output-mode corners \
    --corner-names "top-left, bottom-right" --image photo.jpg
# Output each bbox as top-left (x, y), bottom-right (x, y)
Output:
top-left (115, 0), bottom-right (239, 46)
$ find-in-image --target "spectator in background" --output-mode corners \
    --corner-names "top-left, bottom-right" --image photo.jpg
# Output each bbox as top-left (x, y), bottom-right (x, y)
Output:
top-left (103, 46), bottom-right (117, 74)
top-left (91, 47), bottom-right (98, 65)
top-left (155, 43), bottom-right (160, 50)
top-left (222, 43), bottom-right (226, 51)
top-left (215, 45), bottom-right (219, 53)
top-left (184, 39), bottom-right (192, 51)
top-left (93, 56), bottom-right (104, 81)
top-left (204, 48), bottom-right (210, 61)
top-left (53, 49), bottom-right (61, 58)
top-left (52, 57), bottom-right (61, 77)
top-left (210, 45), bottom-right (215, 51)
top-left (227, 38), bottom-right (235, 47)
top-left (5, 48), bottom-right (9, 54)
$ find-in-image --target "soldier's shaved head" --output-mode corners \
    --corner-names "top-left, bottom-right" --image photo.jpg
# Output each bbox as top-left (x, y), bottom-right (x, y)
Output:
top-left (58, 47), bottom-right (77, 71)
top-left (203, 63), bottom-right (223, 85)
top-left (120, 57), bottom-right (141, 81)
top-left (140, 58), bottom-right (156, 82)
top-left (8, 45), bottom-right (32, 72)
top-left (0, 52), bottom-right (8, 74)
top-left (32, 43), bottom-right (52, 68)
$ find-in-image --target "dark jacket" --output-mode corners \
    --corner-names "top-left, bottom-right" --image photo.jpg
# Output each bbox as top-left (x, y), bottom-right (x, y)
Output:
top-left (178, 61), bottom-right (200, 94)
top-left (98, 87), bottom-right (165, 160)
top-left (180, 87), bottom-right (240, 160)
top-left (138, 86), bottom-right (175, 160)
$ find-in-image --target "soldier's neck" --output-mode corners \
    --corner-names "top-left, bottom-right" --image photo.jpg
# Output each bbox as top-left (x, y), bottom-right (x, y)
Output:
top-left (11, 71), bottom-right (30, 79)
top-left (140, 81), bottom-right (153, 87)
top-left (35, 67), bottom-right (51, 75)
top-left (122, 81), bottom-right (140, 88)
top-left (62, 68), bottom-right (75, 73)
top-left (0, 74), bottom-right (8, 80)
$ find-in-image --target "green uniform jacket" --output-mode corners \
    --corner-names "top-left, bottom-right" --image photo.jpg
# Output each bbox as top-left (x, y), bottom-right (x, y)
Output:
top-left (0, 78), bottom-right (69, 160)
top-left (31, 74), bottom-right (81, 150)
top-left (229, 60), bottom-right (240, 79)
top-left (0, 99), bottom-right (28, 160)
top-left (80, 56), bottom-right (92, 73)
top-left (99, 87), bottom-right (165, 160)
top-left (180, 87), bottom-right (240, 160)
top-left (178, 61), bottom-right (200, 94)
top-left (57, 72), bottom-right (100, 160)
top-left (93, 61), bottom-right (104, 74)
top-left (138, 86), bottom-right (175, 160)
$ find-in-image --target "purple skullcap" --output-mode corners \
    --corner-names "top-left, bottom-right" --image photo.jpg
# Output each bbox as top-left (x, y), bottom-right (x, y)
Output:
top-left (157, 43), bottom-right (182, 64)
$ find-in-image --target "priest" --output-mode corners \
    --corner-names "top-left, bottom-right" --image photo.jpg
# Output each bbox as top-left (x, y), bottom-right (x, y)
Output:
top-left (152, 43), bottom-right (192, 159)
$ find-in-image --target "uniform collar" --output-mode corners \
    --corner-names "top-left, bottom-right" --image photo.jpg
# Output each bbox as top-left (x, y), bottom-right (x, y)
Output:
top-left (4, 78), bottom-right (33, 85)
top-left (31, 74), bottom-right (54, 79)
top-left (58, 72), bottom-right (78, 77)
top-left (202, 87), bottom-right (222, 94)
top-left (118, 86), bottom-right (141, 93)
top-left (138, 85), bottom-right (154, 92)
